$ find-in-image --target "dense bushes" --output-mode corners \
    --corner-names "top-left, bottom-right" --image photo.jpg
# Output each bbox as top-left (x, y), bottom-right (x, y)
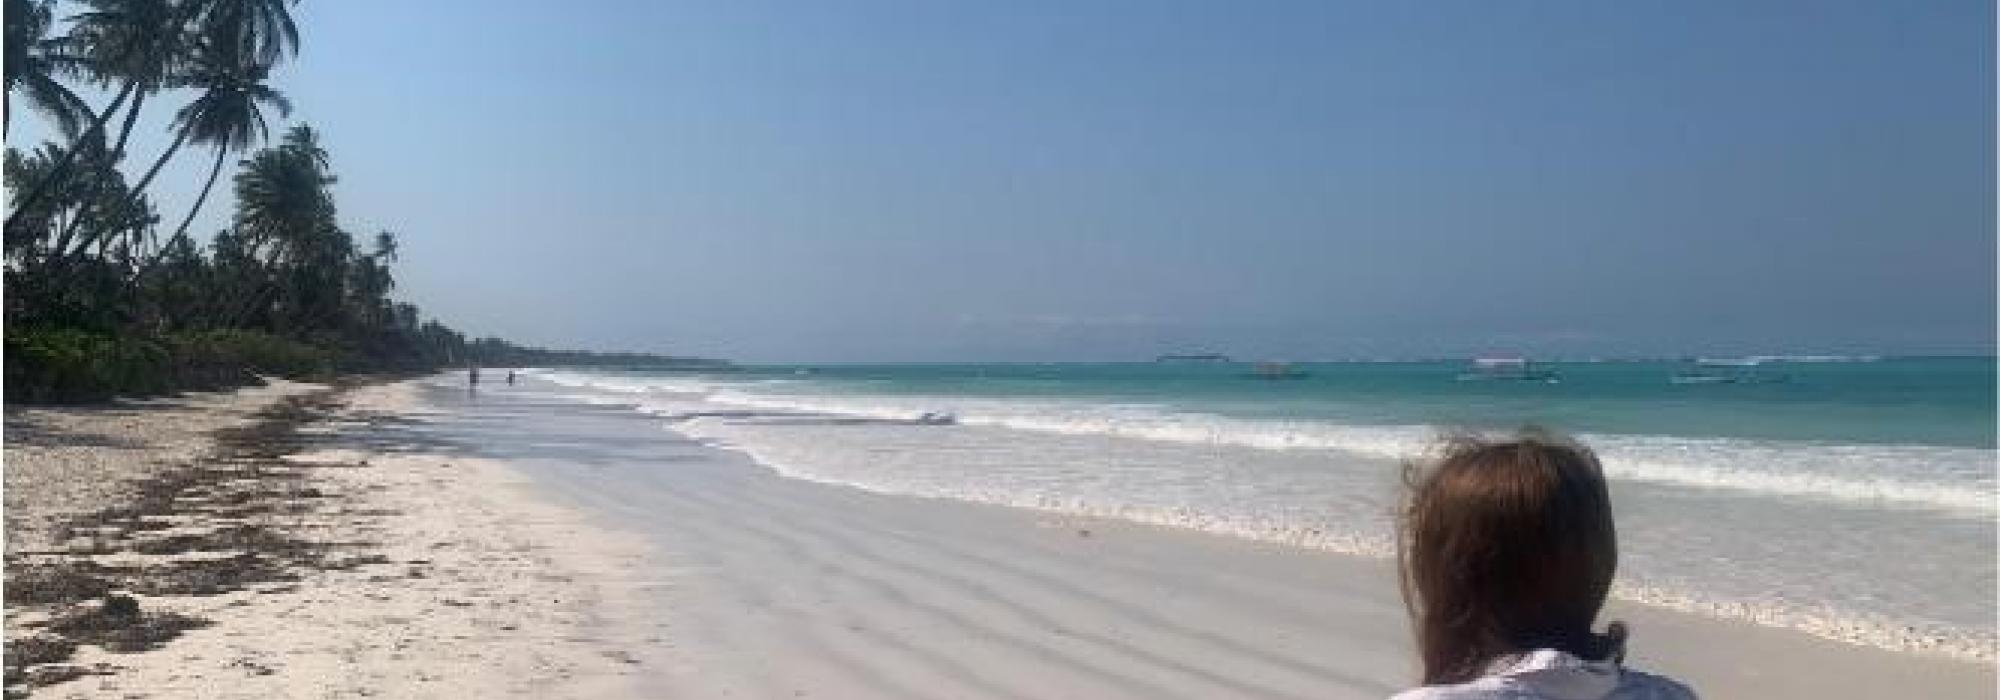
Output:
top-left (168, 330), bottom-right (339, 382)
top-left (6, 328), bottom-right (167, 402)
top-left (4, 328), bottom-right (338, 403)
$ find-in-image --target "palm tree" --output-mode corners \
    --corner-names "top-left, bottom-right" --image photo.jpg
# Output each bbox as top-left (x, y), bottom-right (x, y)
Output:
top-left (6, 0), bottom-right (300, 233)
top-left (162, 44), bottom-right (292, 245)
top-left (4, 0), bottom-right (180, 232)
top-left (6, 141), bottom-right (151, 270)
top-left (345, 229), bottom-right (396, 330)
top-left (68, 0), bottom-right (189, 162)
top-left (4, 0), bottom-right (92, 138)
top-left (212, 126), bottom-right (331, 327)
top-left (229, 123), bottom-right (325, 258)
top-left (123, 34), bottom-right (290, 269)
top-left (113, 0), bottom-right (301, 178)
top-left (194, 0), bottom-right (299, 67)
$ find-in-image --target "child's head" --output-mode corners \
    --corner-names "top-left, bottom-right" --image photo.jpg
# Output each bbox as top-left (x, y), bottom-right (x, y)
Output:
top-left (1398, 430), bottom-right (1624, 685)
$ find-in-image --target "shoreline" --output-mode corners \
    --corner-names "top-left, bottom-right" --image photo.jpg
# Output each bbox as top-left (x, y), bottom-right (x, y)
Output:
top-left (6, 376), bottom-right (1992, 699)
top-left (679, 446), bottom-right (2000, 699)
top-left (751, 461), bottom-right (1998, 665)
top-left (534, 362), bottom-right (1996, 664)
top-left (433, 377), bottom-right (1996, 699)
top-left (3, 379), bottom-right (658, 698)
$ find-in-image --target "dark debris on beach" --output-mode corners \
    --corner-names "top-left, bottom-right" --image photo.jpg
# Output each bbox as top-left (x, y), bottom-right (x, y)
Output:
top-left (2, 386), bottom-right (409, 698)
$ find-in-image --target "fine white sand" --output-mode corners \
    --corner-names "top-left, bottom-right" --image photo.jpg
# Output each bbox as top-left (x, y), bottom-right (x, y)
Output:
top-left (439, 379), bottom-right (1996, 700)
top-left (5, 381), bottom-right (659, 699)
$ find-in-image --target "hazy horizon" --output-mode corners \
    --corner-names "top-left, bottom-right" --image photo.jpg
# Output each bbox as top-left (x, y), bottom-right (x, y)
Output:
top-left (17, 0), bottom-right (1994, 362)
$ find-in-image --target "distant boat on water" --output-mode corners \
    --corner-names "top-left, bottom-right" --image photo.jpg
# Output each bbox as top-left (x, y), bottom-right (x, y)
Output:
top-left (1456, 357), bottom-right (1560, 383)
top-left (1156, 353), bottom-right (1233, 364)
top-left (1697, 354), bottom-right (1878, 366)
top-left (1669, 372), bottom-right (1735, 385)
top-left (1246, 361), bottom-right (1309, 380)
top-left (1673, 363), bottom-right (1790, 385)
top-left (1695, 357), bottom-right (1766, 367)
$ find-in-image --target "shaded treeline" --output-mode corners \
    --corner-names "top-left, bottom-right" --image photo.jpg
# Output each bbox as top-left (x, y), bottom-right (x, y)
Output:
top-left (0, 0), bottom-right (704, 401)
top-left (464, 337), bottom-right (732, 370)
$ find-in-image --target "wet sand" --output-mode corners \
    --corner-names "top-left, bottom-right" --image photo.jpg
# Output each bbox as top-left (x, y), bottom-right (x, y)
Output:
top-left (430, 379), bottom-right (1996, 700)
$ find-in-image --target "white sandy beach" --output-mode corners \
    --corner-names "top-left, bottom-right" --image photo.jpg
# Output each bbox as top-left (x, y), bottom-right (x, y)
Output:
top-left (5, 377), bottom-right (1994, 699)
top-left (4, 381), bottom-right (657, 698)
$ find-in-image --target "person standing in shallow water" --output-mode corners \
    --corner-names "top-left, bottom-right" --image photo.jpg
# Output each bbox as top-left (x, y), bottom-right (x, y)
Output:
top-left (1390, 432), bottom-right (1697, 700)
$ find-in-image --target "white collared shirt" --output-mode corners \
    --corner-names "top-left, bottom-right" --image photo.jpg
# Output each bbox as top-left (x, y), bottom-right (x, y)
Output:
top-left (1389, 649), bottom-right (1697, 700)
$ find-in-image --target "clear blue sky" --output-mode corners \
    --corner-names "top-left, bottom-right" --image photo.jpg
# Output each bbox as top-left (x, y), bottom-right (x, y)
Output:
top-left (21, 0), bottom-right (1995, 361)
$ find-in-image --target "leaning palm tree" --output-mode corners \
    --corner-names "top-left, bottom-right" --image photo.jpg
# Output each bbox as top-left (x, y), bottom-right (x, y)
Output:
top-left (108, 0), bottom-right (300, 165)
top-left (6, 139), bottom-right (153, 275)
top-left (67, 0), bottom-right (190, 162)
top-left (4, 0), bottom-right (93, 139)
top-left (32, 0), bottom-right (191, 265)
top-left (125, 35), bottom-right (290, 266)
top-left (164, 48), bottom-right (292, 245)
top-left (7, 0), bottom-right (301, 233)
top-left (5, 0), bottom-right (185, 232)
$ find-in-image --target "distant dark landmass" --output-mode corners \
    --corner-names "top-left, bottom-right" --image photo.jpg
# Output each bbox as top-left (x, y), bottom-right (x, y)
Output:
top-left (466, 338), bottom-right (731, 370)
top-left (1155, 353), bottom-right (1233, 363)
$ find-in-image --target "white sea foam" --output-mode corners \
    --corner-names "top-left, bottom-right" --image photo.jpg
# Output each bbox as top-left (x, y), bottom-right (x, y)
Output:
top-left (530, 369), bottom-right (1995, 517)
top-left (1606, 581), bottom-right (1996, 663)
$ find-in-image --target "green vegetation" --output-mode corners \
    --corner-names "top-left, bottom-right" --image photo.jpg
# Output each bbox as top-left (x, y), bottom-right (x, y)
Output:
top-left (3, 0), bottom-right (669, 402)
top-left (4, 327), bottom-right (335, 402)
top-left (464, 337), bottom-right (732, 371)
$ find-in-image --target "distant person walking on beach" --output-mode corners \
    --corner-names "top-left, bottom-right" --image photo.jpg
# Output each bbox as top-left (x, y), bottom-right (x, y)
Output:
top-left (1390, 433), bottom-right (1696, 700)
top-left (468, 365), bottom-right (480, 388)
top-left (507, 370), bottom-right (517, 385)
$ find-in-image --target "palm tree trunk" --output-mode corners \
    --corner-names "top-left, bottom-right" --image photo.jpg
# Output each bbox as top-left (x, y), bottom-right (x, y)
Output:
top-left (4, 80), bottom-right (136, 230)
top-left (125, 125), bottom-right (192, 205)
top-left (46, 204), bottom-right (82, 269)
top-left (54, 125), bottom-right (190, 271)
top-left (172, 147), bottom-right (227, 244)
top-left (134, 147), bottom-right (227, 282)
top-left (109, 89), bottom-right (148, 164)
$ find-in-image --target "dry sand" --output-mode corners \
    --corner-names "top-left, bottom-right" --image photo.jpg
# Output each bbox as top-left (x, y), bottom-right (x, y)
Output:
top-left (4, 380), bottom-right (657, 699)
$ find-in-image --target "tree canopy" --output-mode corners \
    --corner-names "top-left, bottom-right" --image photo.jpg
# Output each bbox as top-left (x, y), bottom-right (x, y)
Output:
top-left (3, 0), bottom-right (711, 402)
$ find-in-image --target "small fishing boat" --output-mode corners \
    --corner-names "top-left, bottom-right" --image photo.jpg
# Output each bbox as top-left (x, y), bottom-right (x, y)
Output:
top-left (1456, 357), bottom-right (1560, 383)
top-left (1669, 372), bottom-right (1737, 385)
top-left (1695, 357), bottom-right (1765, 367)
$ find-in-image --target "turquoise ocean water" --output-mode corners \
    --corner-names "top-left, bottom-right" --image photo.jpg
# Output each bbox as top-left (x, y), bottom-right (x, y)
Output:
top-left (525, 356), bottom-right (1996, 660)
top-left (713, 357), bottom-right (1994, 447)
